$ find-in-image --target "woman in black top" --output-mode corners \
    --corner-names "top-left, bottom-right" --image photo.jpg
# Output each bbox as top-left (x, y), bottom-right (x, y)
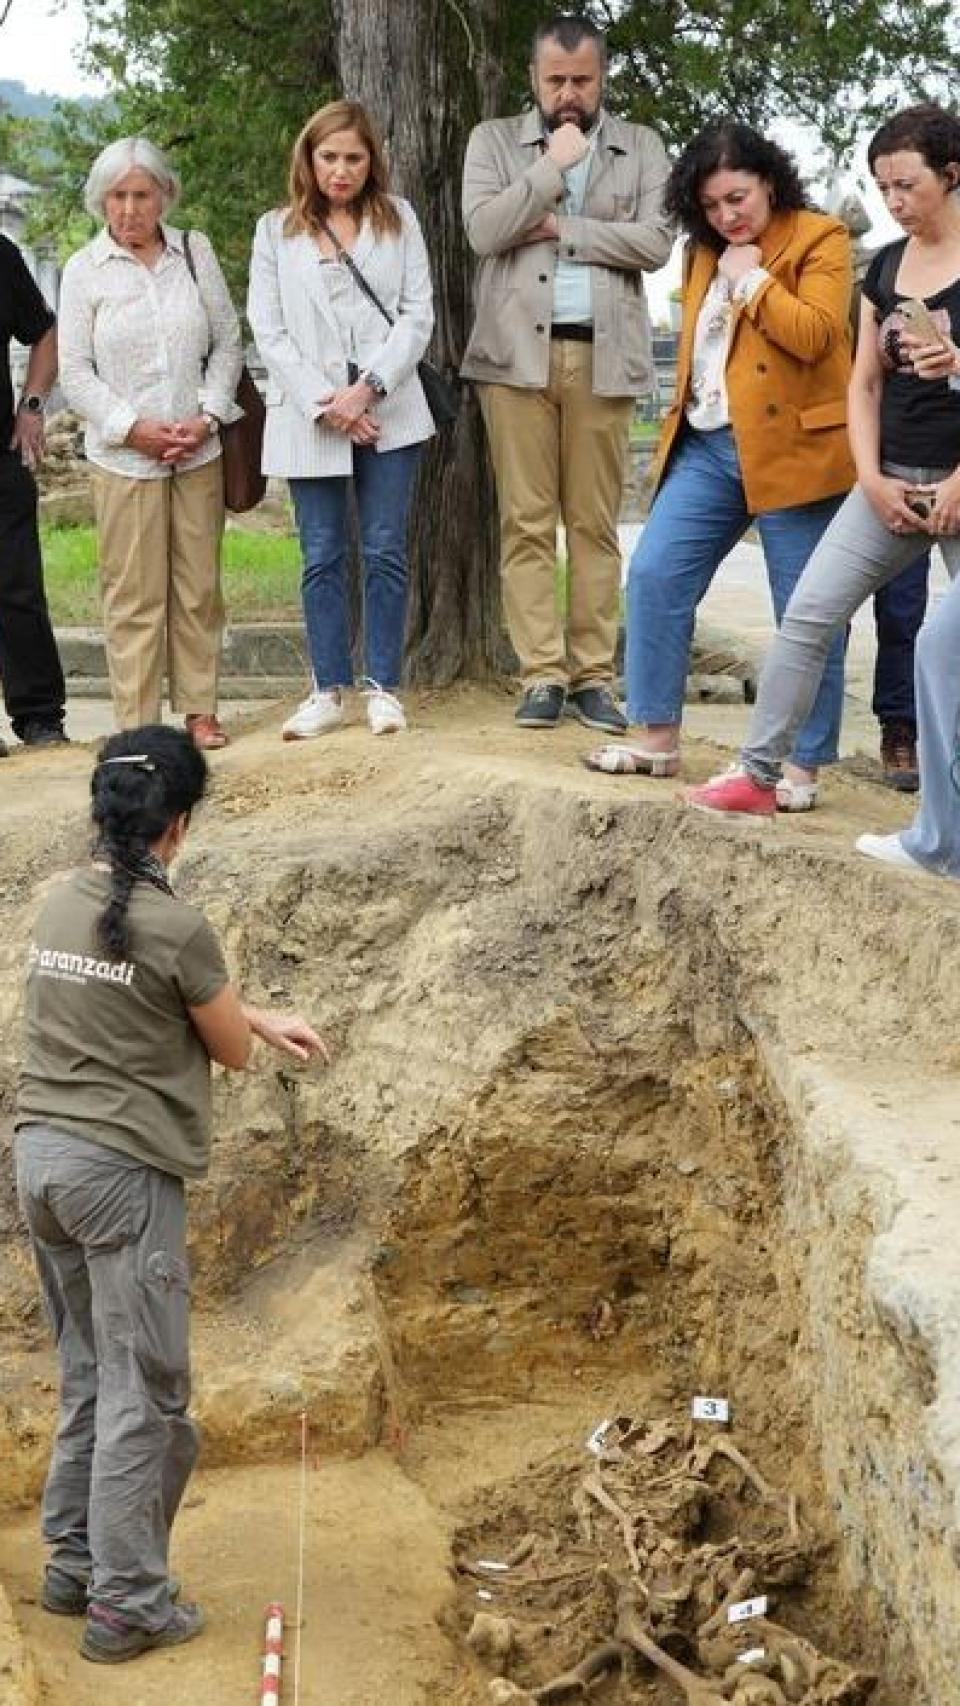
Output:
top-left (686, 102), bottom-right (960, 877)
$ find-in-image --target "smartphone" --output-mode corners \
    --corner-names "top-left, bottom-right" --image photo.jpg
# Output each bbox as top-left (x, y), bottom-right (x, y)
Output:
top-left (905, 491), bottom-right (932, 519)
top-left (899, 298), bottom-right (945, 345)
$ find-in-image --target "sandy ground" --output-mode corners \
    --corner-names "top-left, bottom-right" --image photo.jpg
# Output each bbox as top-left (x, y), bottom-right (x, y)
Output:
top-left (0, 667), bottom-right (956, 1704)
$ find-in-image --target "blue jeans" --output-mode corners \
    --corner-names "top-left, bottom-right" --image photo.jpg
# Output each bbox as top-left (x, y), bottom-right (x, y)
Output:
top-left (625, 426), bottom-right (846, 766)
top-left (290, 442), bottom-right (422, 690)
top-left (872, 552), bottom-right (930, 727)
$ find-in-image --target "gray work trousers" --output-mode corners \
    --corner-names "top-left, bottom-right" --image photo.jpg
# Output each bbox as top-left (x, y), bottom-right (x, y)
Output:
top-left (742, 467), bottom-right (960, 877)
top-left (16, 1123), bottom-right (199, 1629)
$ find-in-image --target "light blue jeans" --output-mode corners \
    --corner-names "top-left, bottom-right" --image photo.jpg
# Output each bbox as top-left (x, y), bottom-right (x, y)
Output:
top-left (625, 426), bottom-right (846, 766)
top-left (290, 442), bottom-right (422, 690)
top-left (740, 466), bottom-right (960, 878)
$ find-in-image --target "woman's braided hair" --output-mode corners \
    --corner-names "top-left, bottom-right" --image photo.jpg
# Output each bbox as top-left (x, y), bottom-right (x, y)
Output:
top-left (91, 725), bottom-right (208, 960)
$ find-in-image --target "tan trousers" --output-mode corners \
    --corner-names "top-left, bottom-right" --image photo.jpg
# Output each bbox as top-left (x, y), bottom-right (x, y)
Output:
top-left (480, 340), bottom-right (633, 689)
top-left (91, 460), bottom-right (225, 729)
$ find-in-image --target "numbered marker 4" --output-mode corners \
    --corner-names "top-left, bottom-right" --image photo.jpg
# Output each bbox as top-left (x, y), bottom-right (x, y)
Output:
top-left (728, 1594), bottom-right (768, 1624)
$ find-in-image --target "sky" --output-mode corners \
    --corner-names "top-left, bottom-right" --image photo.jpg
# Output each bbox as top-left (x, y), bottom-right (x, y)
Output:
top-left (1, 0), bottom-right (899, 318)
top-left (0, 0), bottom-right (100, 98)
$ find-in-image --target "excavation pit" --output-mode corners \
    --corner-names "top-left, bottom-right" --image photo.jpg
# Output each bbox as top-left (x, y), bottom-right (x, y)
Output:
top-left (0, 700), bottom-right (958, 1705)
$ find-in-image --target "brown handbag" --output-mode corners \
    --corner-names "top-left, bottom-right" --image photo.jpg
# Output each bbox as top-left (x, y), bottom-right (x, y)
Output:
top-left (182, 231), bottom-right (267, 512)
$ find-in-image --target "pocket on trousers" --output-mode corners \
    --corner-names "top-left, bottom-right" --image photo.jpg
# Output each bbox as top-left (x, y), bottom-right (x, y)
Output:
top-left (136, 1245), bottom-right (192, 1400)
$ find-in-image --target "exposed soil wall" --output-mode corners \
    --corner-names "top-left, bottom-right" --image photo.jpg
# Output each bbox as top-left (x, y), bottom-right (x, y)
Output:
top-left (0, 699), bottom-right (958, 1702)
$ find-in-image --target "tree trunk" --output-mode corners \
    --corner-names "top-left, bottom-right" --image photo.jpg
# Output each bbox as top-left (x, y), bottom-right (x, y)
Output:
top-left (332, 0), bottom-right (507, 683)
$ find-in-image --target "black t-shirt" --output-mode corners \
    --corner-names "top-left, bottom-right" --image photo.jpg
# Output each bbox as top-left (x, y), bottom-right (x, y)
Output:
top-left (0, 234), bottom-right (56, 451)
top-left (863, 239), bottom-right (960, 468)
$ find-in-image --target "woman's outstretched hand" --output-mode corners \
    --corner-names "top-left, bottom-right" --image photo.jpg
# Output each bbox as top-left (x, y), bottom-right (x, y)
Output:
top-left (244, 1006), bottom-right (330, 1063)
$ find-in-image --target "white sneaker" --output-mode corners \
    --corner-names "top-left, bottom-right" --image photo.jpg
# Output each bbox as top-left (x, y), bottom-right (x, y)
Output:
top-left (363, 682), bottom-right (406, 736)
top-left (281, 686), bottom-right (343, 741)
top-left (855, 832), bottom-right (923, 872)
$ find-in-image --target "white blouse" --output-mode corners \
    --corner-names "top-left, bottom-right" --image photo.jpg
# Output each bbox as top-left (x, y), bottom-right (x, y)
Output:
top-left (685, 265), bottom-right (769, 433)
top-left (247, 199), bottom-right (435, 479)
top-left (58, 223), bottom-right (243, 480)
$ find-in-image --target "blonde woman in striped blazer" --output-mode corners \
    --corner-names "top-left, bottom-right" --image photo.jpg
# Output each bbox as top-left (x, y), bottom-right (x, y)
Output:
top-left (248, 99), bottom-right (435, 738)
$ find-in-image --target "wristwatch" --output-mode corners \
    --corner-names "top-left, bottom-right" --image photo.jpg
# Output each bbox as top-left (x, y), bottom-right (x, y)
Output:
top-left (18, 393), bottom-right (44, 413)
top-left (362, 370), bottom-right (387, 398)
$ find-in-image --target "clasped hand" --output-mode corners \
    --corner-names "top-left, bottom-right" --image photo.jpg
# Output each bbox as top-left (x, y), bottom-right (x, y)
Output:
top-left (127, 415), bottom-right (211, 463)
top-left (320, 379), bottom-right (381, 446)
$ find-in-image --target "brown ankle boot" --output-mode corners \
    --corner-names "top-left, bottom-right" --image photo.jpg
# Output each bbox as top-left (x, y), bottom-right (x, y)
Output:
top-left (880, 720), bottom-right (919, 792)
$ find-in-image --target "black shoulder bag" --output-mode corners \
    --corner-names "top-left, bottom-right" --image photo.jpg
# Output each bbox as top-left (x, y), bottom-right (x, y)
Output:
top-left (319, 220), bottom-right (460, 429)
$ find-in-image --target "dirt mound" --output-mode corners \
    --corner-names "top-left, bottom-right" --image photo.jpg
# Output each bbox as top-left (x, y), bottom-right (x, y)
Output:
top-left (0, 691), bottom-right (957, 1704)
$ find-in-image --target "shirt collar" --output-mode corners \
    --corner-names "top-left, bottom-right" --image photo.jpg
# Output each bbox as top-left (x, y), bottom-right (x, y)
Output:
top-left (90, 221), bottom-right (185, 267)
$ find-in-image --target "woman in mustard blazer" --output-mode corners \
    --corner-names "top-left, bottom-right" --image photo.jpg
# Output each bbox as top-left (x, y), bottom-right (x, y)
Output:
top-left (584, 122), bottom-right (854, 808)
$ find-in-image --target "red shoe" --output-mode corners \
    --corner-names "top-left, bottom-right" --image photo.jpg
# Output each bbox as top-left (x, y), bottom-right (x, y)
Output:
top-left (685, 766), bottom-right (777, 817)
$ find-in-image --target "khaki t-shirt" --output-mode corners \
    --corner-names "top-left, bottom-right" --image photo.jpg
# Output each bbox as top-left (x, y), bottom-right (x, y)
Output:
top-left (16, 868), bottom-right (229, 1179)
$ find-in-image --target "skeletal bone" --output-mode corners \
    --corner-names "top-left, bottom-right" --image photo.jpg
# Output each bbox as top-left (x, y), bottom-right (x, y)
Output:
top-left (611, 1577), bottom-right (730, 1706)
top-left (530, 1640), bottom-right (627, 1700)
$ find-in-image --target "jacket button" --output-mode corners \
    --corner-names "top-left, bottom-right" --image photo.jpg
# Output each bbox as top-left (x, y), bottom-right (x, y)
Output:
top-left (536, 323), bottom-right (545, 334)
top-left (539, 274), bottom-right (548, 283)
top-left (567, 246), bottom-right (576, 257)
top-left (756, 361), bottom-right (767, 373)
top-left (766, 403), bottom-right (778, 416)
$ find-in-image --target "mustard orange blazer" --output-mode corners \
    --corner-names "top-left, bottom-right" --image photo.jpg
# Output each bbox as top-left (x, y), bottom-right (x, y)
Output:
top-left (650, 209), bottom-right (856, 513)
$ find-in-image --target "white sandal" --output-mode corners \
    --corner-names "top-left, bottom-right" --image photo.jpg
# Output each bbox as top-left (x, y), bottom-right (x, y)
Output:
top-left (582, 743), bottom-right (680, 778)
top-left (775, 776), bottom-right (819, 812)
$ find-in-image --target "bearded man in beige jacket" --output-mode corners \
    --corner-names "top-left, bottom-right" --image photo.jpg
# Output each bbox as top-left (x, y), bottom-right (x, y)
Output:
top-left (462, 13), bottom-right (673, 731)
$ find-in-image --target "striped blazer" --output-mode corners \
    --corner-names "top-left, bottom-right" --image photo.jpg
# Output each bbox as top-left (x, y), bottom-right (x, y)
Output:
top-left (247, 198), bottom-right (435, 477)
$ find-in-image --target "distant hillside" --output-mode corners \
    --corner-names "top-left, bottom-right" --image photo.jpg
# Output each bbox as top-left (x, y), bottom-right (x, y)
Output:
top-left (0, 79), bottom-right (98, 117)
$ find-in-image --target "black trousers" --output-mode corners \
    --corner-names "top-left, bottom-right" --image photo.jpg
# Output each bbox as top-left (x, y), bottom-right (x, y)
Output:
top-left (0, 450), bottom-right (65, 735)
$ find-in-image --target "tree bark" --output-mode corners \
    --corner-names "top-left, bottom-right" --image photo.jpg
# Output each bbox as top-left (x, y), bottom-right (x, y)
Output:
top-left (332, 0), bottom-right (507, 683)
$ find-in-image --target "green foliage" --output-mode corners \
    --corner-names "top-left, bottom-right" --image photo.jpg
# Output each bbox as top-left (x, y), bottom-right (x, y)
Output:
top-left (603, 0), bottom-right (957, 155)
top-left (20, 0), bottom-right (960, 294)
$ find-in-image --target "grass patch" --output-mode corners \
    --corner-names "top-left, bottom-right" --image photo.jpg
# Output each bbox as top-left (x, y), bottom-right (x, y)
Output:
top-left (40, 523), bottom-right (304, 624)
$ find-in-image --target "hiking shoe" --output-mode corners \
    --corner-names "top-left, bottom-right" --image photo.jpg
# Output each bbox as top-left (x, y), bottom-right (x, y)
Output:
top-left (362, 681), bottom-right (406, 735)
top-left (515, 684), bottom-right (565, 728)
top-left (44, 1568), bottom-right (181, 1618)
top-left (282, 686), bottom-right (343, 741)
top-left (686, 766), bottom-right (777, 817)
top-left (880, 720), bottom-right (919, 792)
top-left (19, 718), bottom-right (68, 747)
top-left (855, 832), bottom-right (923, 872)
top-left (42, 1566), bottom-right (90, 1617)
top-left (81, 1599), bottom-right (203, 1664)
top-left (566, 686), bottom-right (627, 734)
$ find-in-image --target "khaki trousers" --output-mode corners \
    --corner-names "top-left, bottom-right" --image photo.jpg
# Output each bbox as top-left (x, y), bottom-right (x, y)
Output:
top-left (480, 340), bottom-right (633, 689)
top-left (91, 460), bottom-right (225, 728)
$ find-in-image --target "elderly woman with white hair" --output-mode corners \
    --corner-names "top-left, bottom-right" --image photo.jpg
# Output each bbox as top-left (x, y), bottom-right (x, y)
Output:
top-left (58, 137), bottom-right (242, 749)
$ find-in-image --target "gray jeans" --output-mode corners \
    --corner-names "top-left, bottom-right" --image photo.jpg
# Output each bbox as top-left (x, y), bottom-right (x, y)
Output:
top-left (16, 1124), bottom-right (198, 1629)
top-left (743, 468), bottom-right (960, 810)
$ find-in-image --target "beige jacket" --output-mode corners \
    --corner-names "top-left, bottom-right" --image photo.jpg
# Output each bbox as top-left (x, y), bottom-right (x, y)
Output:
top-left (461, 108), bottom-right (673, 397)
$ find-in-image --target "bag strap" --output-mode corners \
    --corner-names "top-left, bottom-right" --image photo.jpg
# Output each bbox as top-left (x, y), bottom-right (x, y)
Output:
top-left (875, 236), bottom-right (907, 301)
top-left (319, 219), bottom-right (396, 329)
top-left (180, 229), bottom-right (213, 359)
